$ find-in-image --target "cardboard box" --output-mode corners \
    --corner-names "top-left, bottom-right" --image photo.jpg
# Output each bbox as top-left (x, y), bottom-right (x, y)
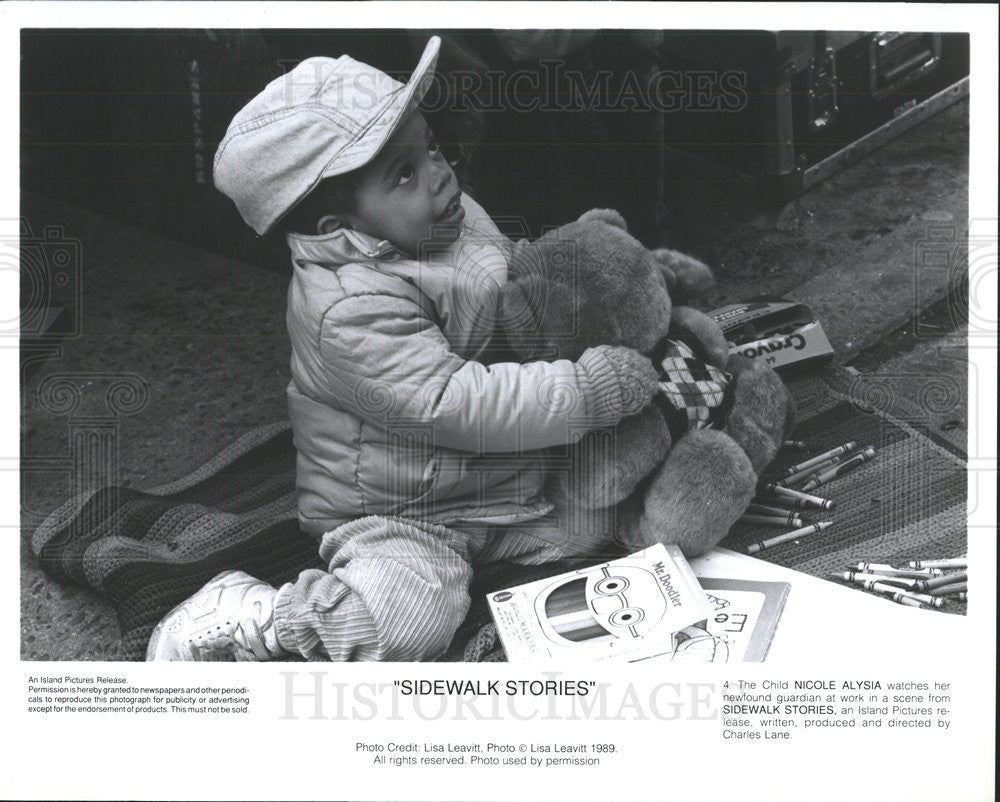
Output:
top-left (708, 297), bottom-right (835, 372)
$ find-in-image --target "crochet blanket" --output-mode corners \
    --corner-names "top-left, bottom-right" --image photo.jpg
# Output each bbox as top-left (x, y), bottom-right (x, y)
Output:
top-left (32, 367), bottom-right (967, 661)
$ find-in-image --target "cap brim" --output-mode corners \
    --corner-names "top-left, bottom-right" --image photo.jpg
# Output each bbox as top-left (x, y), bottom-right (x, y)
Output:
top-left (319, 35), bottom-right (441, 182)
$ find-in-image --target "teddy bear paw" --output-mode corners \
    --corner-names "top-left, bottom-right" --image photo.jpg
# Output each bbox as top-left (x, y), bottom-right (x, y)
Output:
top-left (723, 360), bottom-right (795, 474)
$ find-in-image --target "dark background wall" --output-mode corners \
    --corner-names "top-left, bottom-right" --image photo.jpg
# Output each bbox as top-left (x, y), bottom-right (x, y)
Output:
top-left (22, 30), bottom-right (283, 267)
top-left (21, 30), bottom-right (970, 272)
top-left (21, 29), bottom-right (518, 271)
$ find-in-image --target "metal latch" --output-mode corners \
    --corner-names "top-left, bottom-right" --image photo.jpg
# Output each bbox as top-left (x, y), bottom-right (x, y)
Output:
top-left (870, 33), bottom-right (941, 99)
top-left (806, 47), bottom-right (839, 132)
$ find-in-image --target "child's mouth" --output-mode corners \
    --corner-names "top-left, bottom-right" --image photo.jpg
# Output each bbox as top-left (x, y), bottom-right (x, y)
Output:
top-left (436, 191), bottom-right (465, 224)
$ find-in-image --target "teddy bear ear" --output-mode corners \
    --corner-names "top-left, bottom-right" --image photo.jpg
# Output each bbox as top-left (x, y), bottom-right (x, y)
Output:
top-left (577, 208), bottom-right (629, 232)
top-left (651, 248), bottom-right (715, 302)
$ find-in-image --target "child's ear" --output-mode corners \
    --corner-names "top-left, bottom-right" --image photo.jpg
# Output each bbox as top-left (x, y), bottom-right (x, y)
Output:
top-left (317, 214), bottom-right (347, 235)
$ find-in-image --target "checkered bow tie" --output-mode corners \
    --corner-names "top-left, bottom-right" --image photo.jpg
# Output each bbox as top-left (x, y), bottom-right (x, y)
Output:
top-left (652, 338), bottom-right (734, 441)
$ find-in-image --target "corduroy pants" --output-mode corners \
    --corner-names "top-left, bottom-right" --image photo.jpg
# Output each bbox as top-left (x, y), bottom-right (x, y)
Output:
top-left (271, 511), bottom-right (616, 662)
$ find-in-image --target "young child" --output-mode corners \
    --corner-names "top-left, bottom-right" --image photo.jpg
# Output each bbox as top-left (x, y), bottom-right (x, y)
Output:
top-left (146, 37), bottom-right (661, 662)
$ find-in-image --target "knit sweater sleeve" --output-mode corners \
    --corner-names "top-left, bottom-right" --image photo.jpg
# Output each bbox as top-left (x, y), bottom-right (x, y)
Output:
top-left (317, 292), bottom-right (632, 453)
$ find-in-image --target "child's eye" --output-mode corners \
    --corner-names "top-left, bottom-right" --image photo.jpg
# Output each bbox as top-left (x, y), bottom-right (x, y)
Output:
top-left (397, 165), bottom-right (415, 186)
top-left (428, 139), bottom-right (441, 157)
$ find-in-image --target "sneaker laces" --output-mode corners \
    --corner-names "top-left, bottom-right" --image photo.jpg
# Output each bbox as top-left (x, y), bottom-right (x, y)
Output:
top-left (232, 603), bottom-right (282, 661)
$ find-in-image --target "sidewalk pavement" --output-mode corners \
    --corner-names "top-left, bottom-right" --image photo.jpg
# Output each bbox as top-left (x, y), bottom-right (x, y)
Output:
top-left (19, 101), bottom-right (970, 660)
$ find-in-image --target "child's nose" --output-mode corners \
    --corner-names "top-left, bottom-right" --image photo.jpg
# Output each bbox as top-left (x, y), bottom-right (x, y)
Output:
top-left (429, 158), bottom-right (453, 195)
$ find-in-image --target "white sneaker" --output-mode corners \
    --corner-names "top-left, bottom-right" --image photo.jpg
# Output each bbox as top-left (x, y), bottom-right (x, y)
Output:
top-left (146, 570), bottom-right (286, 661)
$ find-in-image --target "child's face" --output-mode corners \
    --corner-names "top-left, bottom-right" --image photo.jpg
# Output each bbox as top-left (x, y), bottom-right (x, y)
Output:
top-left (340, 112), bottom-right (464, 255)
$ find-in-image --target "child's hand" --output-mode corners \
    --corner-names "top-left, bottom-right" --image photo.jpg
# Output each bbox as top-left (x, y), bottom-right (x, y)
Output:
top-left (575, 345), bottom-right (659, 422)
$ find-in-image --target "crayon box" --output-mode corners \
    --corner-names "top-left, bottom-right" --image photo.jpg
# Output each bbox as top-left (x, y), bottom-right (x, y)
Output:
top-left (708, 297), bottom-right (835, 372)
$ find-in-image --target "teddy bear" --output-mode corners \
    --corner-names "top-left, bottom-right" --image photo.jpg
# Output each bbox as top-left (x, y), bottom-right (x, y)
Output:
top-left (499, 208), bottom-right (796, 557)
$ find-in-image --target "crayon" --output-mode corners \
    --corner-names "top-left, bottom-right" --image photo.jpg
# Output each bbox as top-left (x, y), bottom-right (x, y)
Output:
top-left (927, 582), bottom-right (968, 597)
top-left (780, 454), bottom-right (846, 486)
top-left (747, 521), bottom-right (832, 555)
top-left (858, 583), bottom-right (942, 607)
top-left (890, 593), bottom-right (930, 609)
top-left (753, 494), bottom-right (798, 510)
top-left (784, 442), bottom-right (857, 476)
top-left (898, 592), bottom-right (943, 608)
top-left (907, 558), bottom-right (967, 570)
top-left (754, 493), bottom-right (830, 512)
top-left (837, 571), bottom-right (921, 590)
top-left (853, 563), bottom-right (942, 578)
top-left (747, 502), bottom-right (800, 517)
top-left (783, 440), bottom-right (808, 450)
top-left (740, 513), bottom-right (804, 528)
top-left (796, 447), bottom-right (876, 492)
top-left (861, 579), bottom-right (916, 596)
top-left (758, 483), bottom-right (836, 511)
top-left (855, 580), bottom-right (930, 607)
top-left (915, 572), bottom-right (968, 593)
